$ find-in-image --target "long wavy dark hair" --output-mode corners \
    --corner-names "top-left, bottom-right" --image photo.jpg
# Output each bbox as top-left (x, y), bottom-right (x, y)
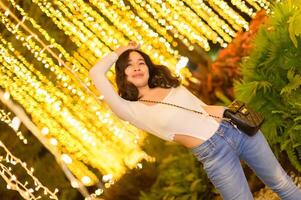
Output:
top-left (115, 49), bottom-right (181, 101)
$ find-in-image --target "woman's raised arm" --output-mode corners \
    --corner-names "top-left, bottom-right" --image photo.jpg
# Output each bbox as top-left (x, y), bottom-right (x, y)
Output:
top-left (89, 42), bottom-right (140, 121)
top-left (89, 50), bottom-right (134, 121)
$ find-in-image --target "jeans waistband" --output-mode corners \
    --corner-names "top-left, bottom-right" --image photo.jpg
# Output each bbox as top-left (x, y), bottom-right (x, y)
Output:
top-left (189, 120), bottom-right (233, 154)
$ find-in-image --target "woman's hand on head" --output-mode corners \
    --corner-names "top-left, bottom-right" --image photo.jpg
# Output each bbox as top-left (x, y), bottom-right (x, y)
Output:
top-left (114, 41), bottom-right (140, 56)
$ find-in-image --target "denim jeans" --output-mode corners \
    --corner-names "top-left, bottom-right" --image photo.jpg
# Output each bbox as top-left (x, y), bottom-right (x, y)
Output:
top-left (189, 120), bottom-right (301, 200)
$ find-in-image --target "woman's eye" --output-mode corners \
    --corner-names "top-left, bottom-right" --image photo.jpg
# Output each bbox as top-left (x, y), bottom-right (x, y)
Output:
top-left (126, 63), bottom-right (144, 67)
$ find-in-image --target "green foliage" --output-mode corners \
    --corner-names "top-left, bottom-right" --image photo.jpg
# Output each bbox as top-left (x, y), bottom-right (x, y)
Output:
top-left (288, 0), bottom-right (301, 47)
top-left (139, 147), bottom-right (214, 200)
top-left (234, 0), bottom-right (301, 171)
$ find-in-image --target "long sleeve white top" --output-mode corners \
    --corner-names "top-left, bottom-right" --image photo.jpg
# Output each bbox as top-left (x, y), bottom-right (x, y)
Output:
top-left (89, 52), bottom-right (220, 142)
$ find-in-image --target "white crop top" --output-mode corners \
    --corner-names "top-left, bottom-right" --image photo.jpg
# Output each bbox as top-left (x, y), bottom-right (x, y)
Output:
top-left (89, 52), bottom-right (220, 142)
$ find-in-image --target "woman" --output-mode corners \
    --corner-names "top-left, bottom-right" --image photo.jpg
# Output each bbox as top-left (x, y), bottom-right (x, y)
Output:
top-left (89, 41), bottom-right (301, 200)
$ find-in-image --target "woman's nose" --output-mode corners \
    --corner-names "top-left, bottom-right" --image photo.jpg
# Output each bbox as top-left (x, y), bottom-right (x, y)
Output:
top-left (133, 66), bottom-right (141, 71)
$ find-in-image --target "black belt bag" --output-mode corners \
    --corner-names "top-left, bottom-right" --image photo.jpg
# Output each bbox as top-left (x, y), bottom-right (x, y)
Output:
top-left (223, 100), bottom-right (265, 136)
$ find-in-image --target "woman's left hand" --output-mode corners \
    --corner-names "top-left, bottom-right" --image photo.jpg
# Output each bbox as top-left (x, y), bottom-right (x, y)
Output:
top-left (114, 41), bottom-right (140, 56)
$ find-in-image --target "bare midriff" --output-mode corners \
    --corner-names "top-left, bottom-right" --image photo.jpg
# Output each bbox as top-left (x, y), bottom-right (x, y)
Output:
top-left (173, 134), bottom-right (205, 148)
top-left (174, 106), bottom-right (225, 149)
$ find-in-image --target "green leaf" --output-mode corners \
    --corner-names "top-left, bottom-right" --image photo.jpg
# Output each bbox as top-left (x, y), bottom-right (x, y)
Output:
top-left (288, 10), bottom-right (301, 47)
top-left (191, 193), bottom-right (198, 200)
top-left (280, 68), bottom-right (301, 95)
top-left (293, 125), bottom-right (301, 130)
top-left (280, 140), bottom-right (291, 151)
top-left (163, 186), bottom-right (186, 195)
top-left (184, 173), bottom-right (195, 182)
top-left (190, 179), bottom-right (202, 192)
top-left (294, 116), bottom-right (301, 122)
top-left (178, 194), bottom-right (191, 200)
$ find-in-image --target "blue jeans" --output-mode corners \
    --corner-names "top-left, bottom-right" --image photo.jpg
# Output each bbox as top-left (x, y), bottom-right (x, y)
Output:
top-left (190, 120), bottom-right (301, 200)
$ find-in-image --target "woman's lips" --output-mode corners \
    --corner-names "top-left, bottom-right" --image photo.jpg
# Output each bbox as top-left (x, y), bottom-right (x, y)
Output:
top-left (133, 73), bottom-right (144, 78)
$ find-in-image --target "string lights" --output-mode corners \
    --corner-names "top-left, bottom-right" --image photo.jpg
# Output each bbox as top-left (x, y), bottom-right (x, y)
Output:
top-left (0, 110), bottom-right (59, 200)
top-left (0, 110), bottom-right (27, 144)
top-left (0, 1), bottom-right (154, 186)
top-left (0, 89), bottom-right (105, 198)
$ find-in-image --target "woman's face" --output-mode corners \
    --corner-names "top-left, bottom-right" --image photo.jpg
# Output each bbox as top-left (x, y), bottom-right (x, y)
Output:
top-left (125, 51), bottom-right (149, 88)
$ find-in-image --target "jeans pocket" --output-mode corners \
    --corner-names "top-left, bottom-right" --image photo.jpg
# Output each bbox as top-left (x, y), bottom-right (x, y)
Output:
top-left (195, 143), bottom-right (216, 163)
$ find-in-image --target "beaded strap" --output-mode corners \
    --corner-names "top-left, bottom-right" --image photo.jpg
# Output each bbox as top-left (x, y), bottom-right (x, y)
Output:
top-left (138, 99), bottom-right (231, 122)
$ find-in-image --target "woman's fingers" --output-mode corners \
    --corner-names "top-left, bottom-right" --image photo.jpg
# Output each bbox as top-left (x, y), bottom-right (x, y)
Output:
top-left (114, 41), bottom-right (140, 55)
top-left (128, 41), bottom-right (140, 49)
top-left (128, 41), bottom-right (136, 46)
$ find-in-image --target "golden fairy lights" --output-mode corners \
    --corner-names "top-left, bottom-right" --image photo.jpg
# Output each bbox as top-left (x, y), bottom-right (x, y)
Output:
top-left (0, 0), bottom-right (271, 196)
top-left (0, 0), bottom-right (154, 185)
top-left (0, 110), bottom-right (59, 200)
top-left (0, 20), bottom-right (151, 184)
top-left (0, 110), bottom-right (27, 144)
top-left (0, 88), bottom-right (105, 198)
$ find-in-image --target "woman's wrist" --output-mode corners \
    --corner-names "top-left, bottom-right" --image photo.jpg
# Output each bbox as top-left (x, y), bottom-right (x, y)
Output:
top-left (112, 51), bottom-right (120, 58)
top-left (113, 50), bottom-right (122, 57)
